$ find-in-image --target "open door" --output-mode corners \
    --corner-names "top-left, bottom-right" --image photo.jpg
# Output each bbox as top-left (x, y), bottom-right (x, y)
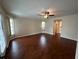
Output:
top-left (53, 19), bottom-right (63, 35)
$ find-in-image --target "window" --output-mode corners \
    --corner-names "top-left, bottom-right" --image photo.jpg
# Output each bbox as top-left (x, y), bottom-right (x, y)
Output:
top-left (41, 21), bottom-right (45, 31)
top-left (0, 15), bottom-right (6, 55)
top-left (10, 18), bottom-right (15, 35)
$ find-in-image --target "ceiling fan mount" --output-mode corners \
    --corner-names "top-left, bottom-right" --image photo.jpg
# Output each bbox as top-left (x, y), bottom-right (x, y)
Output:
top-left (39, 8), bottom-right (55, 19)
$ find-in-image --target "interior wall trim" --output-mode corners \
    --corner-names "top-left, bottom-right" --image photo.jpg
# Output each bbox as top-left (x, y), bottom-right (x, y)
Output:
top-left (12, 32), bottom-right (42, 39)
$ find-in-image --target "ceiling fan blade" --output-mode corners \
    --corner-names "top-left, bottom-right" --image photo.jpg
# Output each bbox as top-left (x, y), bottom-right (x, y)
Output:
top-left (38, 8), bottom-right (56, 17)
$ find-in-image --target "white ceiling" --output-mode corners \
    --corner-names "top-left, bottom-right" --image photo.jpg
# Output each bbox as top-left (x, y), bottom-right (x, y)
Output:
top-left (1, 0), bottom-right (78, 18)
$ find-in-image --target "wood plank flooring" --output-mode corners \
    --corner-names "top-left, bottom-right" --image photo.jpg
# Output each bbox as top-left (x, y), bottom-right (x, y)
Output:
top-left (5, 33), bottom-right (77, 59)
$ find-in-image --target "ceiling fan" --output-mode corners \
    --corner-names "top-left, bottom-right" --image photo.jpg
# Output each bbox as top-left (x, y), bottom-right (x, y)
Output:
top-left (38, 8), bottom-right (55, 19)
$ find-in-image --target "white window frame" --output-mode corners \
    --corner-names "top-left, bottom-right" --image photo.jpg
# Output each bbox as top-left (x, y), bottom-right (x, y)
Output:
top-left (9, 18), bottom-right (15, 35)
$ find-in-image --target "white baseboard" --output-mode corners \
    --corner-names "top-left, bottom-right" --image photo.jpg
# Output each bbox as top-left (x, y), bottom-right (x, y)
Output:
top-left (45, 32), bottom-right (77, 41)
top-left (13, 32), bottom-right (41, 39)
top-left (9, 32), bottom-right (77, 41)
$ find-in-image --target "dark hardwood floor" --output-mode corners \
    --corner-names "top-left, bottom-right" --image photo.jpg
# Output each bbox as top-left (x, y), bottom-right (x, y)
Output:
top-left (5, 33), bottom-right (77, 59)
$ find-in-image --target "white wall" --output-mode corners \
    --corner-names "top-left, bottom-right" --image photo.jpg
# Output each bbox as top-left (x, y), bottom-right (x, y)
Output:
top-left (13, 18), bottom-right (42, 37)
top-left (61, 14), bottom-right (78, 41)
top-left (12, 14), bottom-right (78, 41)
top-left (45, 14), bottom-right (78, 41)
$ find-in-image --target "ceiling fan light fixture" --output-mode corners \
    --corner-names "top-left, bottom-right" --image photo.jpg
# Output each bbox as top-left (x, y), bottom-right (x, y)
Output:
top-left (44, 14), bottom-right (48, 19)
top-left (39, 8), bottom-right (55, 19)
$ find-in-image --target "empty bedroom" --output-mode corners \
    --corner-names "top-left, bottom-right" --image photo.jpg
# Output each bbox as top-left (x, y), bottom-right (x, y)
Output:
top-left (0, 0), bottom-right (78, 59)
